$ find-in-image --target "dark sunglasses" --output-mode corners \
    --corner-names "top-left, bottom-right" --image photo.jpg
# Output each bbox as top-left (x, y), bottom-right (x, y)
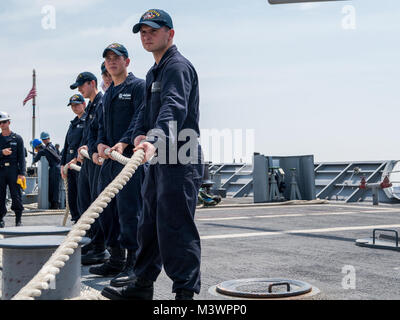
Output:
top-left (0, 120), bottom-right (9, 125)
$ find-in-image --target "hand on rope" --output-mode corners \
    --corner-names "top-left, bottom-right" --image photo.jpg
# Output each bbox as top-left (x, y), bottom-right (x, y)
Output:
top-left (133, 135), bottom-right (147, 148)
top-left (77, 146), bottom-right (88, 163)
top-left (98, 143), bottom-right (111, 160)
top-left (62, 159), bottom-right (81, 176)
top-left (13, 149), bottom-right (145, 300)
top-left (92, 152), bottom-right (103, 166)
top-left (109, 142), bottom-right (128, 161)
top-left (78, 148), bottom-right (104, 166)
top-left (104, 148), bottom-right (129, 166)
top-left (97, 143), bottom-right (130, 165)
top-left (133, 142), bottom-right (156, 164)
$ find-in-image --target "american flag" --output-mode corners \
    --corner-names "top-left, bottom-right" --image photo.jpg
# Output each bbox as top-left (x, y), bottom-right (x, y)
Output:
top-left (23, 85), bottom-right (36, 106)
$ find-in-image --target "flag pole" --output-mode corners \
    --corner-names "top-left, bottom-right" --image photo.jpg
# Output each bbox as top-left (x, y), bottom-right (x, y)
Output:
top-left (32, 69), bottom-right (36, 163)
top-left (32, 69), bottom-right (36, 142)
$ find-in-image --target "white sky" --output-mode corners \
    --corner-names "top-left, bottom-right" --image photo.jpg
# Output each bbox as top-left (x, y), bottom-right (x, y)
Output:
top-left (0, 0), bottom-right (399, 163)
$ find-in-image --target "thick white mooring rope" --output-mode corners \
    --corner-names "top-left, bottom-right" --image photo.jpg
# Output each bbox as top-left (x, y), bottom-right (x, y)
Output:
top-left (105, 149), bottom-right (130, 165)
top-left (61, 150), bottom-right (125, 227)
top-left (12, 149), bottom-right (145, 300)
top-left (62, 177), bottom-right (70, 227)
top-left (61, 162), bottom-right (82, 226)
top-left (69, 163), bottom-right (81, 172)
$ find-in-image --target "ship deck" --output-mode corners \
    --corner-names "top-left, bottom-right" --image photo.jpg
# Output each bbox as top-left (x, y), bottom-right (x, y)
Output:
top-left (2, 198), bottom-right (400, 300)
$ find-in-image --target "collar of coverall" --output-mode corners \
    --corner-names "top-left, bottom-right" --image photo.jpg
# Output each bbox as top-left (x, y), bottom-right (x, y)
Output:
top-left (153, 45), bottom-right (177, 69)
top-left (87, 91), bottom-right (103, 109)
top-left (109, 72), bottom-right (137, 91)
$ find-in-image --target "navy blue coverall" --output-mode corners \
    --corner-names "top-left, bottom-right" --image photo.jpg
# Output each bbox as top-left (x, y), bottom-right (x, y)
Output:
top-left (77, 92), bottom-right (105, 250)
top-left (131, 45), bottom-right (204, 294)
top-left (87, 94), bottom-right (104, 201)
top-left (0, 132), bottom-right (26, 222)
top-left (61, 116), bottom-right (86, 221)
top-left (33, 142), bottom-right (61, 208)
top-left (96, 72), bottom-right (145, 253)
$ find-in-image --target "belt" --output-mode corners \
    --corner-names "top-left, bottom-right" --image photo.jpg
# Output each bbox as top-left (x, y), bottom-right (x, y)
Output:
top-left (0, 162), bottom-right (11, 168)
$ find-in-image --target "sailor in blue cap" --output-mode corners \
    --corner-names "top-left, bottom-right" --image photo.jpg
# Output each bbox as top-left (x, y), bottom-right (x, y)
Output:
top-left (40, 132), bottom-right (50, 140)
top-left (31, 139), bottom-right (43, 150)
top-left (71, 72), bottom-right (109, 265)
top-left (102, 9), bottom-right (203, 300)
top-left (61, 94), bottom-right (86, 222)
top-left (32, 132), bottom-right (62, 209)
top-left (70, 72), bottom-right (97, 91)
top-left (0, 112), bottom-right (26, 227)
top-left (89, 43), bottom-right (145, 288)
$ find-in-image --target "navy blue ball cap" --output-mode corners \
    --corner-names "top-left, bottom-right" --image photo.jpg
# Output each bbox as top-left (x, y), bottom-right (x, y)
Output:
top-left (103, 43), bottom-right (129, 58)
top-left (40, 132), bottom-right (50, 140)
top-left (133, 9), bottom-right (173, 34)
top-left (68, 94), bottom-right (85, 106)
top-left (70, 72), bottom-right (97, 90)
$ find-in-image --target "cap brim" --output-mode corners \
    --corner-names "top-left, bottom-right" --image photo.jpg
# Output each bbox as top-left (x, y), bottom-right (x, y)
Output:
top-left (68, 101), bottom-right (84, 106)
top-left (70, 83), bottom-right (79, 90)
top-left (103, 48), bottom-right (124, 58)
top-left (132, 21), bottom-right (163, 33)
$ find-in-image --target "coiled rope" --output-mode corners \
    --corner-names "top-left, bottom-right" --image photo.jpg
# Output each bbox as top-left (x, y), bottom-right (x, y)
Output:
top-left (12, 149), bottom-right (145, 300)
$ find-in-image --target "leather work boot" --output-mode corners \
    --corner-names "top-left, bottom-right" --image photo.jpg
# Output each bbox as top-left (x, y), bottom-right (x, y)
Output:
top-left (82, 249), bottom-right (110, 266)
top-left (175, 289), bottom-right (194, 300)
top-left (101, 277), bottom-right (154, 300)
top-left (88, 247), bottom-right (125, 277)
top-left (15, 213), bottom-right (22, 227)
top-left (110, 249), bottom-right (136, 287)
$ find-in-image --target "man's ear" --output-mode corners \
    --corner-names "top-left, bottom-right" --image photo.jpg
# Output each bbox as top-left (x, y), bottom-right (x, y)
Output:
top-left (125, 57), bottom-right (131, 68)
top-left (168, 29), bottom-right (175, 42)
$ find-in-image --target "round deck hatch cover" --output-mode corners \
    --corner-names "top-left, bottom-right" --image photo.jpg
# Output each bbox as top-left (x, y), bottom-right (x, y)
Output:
top-left (216, 278), bottom-right (313, 299)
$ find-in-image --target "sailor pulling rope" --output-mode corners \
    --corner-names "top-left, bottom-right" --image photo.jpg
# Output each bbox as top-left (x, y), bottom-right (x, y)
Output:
top-left (12, 149), bottom-right (145, 300)
top-left (61, 149), bottom-right (105, 226)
